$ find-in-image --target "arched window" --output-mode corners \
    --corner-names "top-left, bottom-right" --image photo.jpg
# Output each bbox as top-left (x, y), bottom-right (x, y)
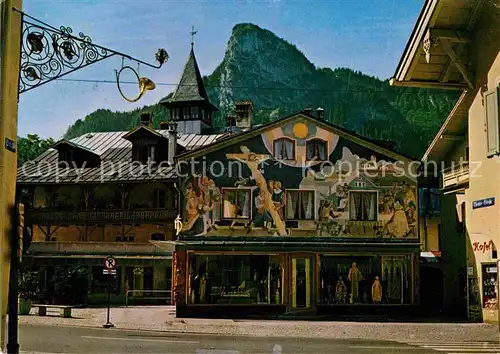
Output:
top-left (273, 138), bottom-right (295, 160)
top-left (306, 139), bottom-right (327, 161)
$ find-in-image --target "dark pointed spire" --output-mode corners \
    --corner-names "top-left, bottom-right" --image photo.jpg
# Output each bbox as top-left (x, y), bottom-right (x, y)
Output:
top-left (160, 47), bottom-right (218, 111)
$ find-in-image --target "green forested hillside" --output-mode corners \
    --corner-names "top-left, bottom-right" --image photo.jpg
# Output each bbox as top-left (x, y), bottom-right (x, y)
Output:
top-left (64, 23), bottom-right (458, 158)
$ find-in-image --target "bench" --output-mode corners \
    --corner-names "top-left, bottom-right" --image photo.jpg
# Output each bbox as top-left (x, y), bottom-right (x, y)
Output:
top-left (32, 304), bottom-right (72, 318)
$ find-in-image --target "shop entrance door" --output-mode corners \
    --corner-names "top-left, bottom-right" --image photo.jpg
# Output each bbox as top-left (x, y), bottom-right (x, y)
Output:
top-left (291, 255), bottom-right (314, 310)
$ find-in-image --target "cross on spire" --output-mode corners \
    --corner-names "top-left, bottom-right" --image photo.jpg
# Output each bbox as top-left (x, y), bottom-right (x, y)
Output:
top-left (190, 26), bottom-right (198, 49)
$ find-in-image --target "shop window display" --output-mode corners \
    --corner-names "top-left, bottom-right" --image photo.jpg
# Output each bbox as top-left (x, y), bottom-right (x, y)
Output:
top-left (188, 255), bottom-right (282, 305)
top-left (319, 255), bottom-right (411, 304)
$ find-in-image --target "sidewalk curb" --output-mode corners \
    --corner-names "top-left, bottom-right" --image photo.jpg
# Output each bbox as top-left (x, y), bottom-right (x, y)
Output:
top-left (20, 319), bottom-right (500, 343)
top-left (21, 321), bottom-right (247, 337)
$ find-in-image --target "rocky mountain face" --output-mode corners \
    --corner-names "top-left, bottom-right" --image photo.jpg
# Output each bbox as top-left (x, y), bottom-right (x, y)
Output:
top-left (65, 23), bottom-right (459, 158)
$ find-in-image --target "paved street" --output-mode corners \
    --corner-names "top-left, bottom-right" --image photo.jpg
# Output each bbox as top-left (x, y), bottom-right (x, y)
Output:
top-left (17, 323), bottom-right (436, 353)
top-left (17, 306), bottom-right (500, 343)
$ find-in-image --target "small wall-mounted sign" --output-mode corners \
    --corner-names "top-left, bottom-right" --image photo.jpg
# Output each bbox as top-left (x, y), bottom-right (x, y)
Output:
top-left (473, 197), bottom-right (495, 209)
top-left (467, 266), bottom-right (474, 276)
top-left (5, 138), bottom-right (16, 153)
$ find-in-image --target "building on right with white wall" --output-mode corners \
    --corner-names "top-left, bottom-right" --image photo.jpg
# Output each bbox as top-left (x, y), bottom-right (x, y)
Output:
top-left (391, 0), bottom-right (500, 323)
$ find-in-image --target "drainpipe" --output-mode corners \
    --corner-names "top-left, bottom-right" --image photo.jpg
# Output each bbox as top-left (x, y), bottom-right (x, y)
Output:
top-left (423, 188), bottom-right (429, 251)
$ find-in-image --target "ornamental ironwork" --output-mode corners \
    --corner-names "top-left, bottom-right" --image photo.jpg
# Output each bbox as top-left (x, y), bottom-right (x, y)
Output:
top-left (15, 9), bottom-right (169, 95)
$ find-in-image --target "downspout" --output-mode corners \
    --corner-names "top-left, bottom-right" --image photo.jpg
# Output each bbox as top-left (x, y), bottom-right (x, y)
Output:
top-left (423, 188), bottom-right (429, 251)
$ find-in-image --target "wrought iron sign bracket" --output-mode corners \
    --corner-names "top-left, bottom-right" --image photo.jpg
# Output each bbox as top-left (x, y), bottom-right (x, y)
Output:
top-left (14, 8), bottom-right (169, 95)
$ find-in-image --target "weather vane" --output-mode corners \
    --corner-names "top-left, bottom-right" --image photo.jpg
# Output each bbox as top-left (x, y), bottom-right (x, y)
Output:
top-left (190, 25), bottom-right (197, 48)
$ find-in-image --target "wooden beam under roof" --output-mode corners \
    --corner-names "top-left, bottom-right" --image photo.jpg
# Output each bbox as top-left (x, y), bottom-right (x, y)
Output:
top-left (440, 134), bottom-right (465, 141)
top-left (389, 78), bottom-right (468, 90)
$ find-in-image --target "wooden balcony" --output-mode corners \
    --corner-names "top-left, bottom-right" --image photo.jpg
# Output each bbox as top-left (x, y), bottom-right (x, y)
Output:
top-left (27, 241), bottom-right (175, 256)
top-left (25, 209), bottom-right (177, 225)
top-left (442, 162), bottom-right (469, 189)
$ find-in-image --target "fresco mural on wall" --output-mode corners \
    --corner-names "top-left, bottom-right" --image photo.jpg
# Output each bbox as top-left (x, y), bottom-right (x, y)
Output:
top-left (177, 115), bottom-right (418, 240)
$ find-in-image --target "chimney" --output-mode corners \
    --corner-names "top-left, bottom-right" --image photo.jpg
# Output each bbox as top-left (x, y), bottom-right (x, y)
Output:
top-left (140, 112), bottom-right (153, 126)
top-left (304, 108), bottom-right (312, 115)
top-left (166, 121), bottom-right (178, 165)
top-left (316, 107), bottom-right (325, 120)
top-left (159, 121), bottom-right (169, 130)
top-left (235, 100), bottom-right (253, 129)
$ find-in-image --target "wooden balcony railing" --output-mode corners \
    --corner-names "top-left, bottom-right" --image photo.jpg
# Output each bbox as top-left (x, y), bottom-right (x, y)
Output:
top-left (25, 209), bottom-right (177, 225)
top-left (27, 241), bottom-right (174, 256)
top-left (442, 162), bottom-right (469, 188)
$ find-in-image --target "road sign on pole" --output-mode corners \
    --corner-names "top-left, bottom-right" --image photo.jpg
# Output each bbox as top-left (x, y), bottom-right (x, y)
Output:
top-left (102, 256), bottom-right (116, 329)
top-left (104, 256), bottom-right (117, 270)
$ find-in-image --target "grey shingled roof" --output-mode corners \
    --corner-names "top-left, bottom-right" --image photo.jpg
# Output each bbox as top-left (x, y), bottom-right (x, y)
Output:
top-left (160, 49), bottom-right (216, 108)
top-left (17, 130), bottom-right (226, 184)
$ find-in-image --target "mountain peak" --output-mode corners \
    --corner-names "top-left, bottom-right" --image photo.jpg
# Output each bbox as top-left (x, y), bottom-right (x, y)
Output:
top-left (64, 24), bottom-right (458, 158)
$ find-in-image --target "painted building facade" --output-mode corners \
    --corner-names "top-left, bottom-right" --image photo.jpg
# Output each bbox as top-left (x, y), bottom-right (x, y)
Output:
top-left (172, 111), bottom-right (421, 317)
top-left (391, 0), bottom-right (500, 322)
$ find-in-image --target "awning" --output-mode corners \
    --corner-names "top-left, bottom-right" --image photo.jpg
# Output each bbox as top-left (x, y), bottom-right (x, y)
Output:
top-left (420, 251), bottom-right (441, 263)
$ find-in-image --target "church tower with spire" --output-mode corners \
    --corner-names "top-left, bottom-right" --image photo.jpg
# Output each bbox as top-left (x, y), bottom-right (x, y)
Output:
top-left (160, 28), bottom-right (218, 135)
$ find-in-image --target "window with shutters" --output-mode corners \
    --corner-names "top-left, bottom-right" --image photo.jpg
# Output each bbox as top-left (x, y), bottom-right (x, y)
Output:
top-left (485, 86), bottom-right (500, 158)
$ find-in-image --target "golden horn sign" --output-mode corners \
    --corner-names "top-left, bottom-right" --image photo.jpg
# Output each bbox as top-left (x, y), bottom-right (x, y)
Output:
top-left (116, 66), bottom-right (156, 103)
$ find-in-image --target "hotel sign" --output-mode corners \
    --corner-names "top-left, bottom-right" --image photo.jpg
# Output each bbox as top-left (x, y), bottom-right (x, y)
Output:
top-left (472, 197), bottom-right (495, 209)
top-left (473, 240), bottom-right (494, 253)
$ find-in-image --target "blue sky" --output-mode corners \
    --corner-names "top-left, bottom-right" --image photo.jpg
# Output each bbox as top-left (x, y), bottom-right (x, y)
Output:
top-left (19, 0), bottom-right (423, 139)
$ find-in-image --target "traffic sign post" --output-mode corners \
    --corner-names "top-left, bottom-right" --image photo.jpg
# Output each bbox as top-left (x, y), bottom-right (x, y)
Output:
top-left (102, 256), bottom-right (116, 328)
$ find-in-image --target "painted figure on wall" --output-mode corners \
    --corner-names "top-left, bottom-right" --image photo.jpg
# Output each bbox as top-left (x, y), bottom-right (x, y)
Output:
top-left (316, 200), bottom-right (343, 236)
top-left (272, 181), bottom-right (285, 222)
top-left (226, 146), bottom-right (288, 236)
top-left (379, 181), bottom-right (417, 238)
top-left (336, 183), bottom-right (349, 212)
top-left (381, 193), bottom-right (394, 215)
top-left (348, 262), bottom-right (363, 304)
top-left (181, 174), bottom-right (220, 236)
top-left (183, 182), bottom-right (200, 232)
top-left (252, 188), bottom-right (273, 230)
top-left (384, 201), bottom-right (410, 238)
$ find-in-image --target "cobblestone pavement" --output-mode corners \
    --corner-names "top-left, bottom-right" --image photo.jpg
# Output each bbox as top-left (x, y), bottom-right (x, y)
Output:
top-left (17, 306), bottom-right (500, 343)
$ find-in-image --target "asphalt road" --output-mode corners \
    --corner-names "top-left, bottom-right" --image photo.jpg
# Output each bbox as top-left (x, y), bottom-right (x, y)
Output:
top-left (16, 323), bottom-right (442, 353)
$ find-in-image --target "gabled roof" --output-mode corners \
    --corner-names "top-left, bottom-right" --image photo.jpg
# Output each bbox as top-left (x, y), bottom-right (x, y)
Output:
top-left (422, 90), bottom-right (471, 162)
top-left (175, 111), bottom-right (417, 163)
top-left (51, 140), bottom-right (100, 157)
top-left (17, 130), bottom-right (226, 185)
top-left (390, 0), bottom-right (486, 90)
top-left (159, 48), bottom-right (218, 110)
top-left (122, 124), bottom-right (166, 141)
